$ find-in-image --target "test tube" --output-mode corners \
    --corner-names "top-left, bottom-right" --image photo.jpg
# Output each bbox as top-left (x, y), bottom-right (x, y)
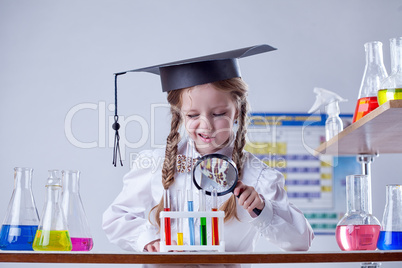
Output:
top-left (187, 189), bottom-right (195, 245)
top-left (186, 138), bottom-right (196, 245)
top-left (199, 189), bottom-right (207, 245)
top-left (163, 189), bottom-right (171, 245)
top-left (176, 190), bottom-right (184, 245)
top-left (211, 188), bottom-right (219, 245)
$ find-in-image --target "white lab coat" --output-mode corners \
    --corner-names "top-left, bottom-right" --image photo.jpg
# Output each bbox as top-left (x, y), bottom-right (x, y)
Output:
top-left (102, 138), bottom-right (314, 256)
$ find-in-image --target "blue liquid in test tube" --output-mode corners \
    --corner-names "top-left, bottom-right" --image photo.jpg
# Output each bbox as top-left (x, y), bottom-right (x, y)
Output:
top-left (187, 190), bottom-right (195, 245)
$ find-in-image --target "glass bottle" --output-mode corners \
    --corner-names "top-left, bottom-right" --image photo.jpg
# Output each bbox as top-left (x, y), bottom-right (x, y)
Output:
top-left (377, 184), bottom-right (402, 250)
top-left (378, 37), bottom-right (402, 105)
top-left (353, 41), bottom-right (388, 122)
top-left (61, 170), bottom-right (93, 251)
top-left (0, 167), bottom-right (40, 250)
top-left (335, 175), bottom-right (381, 250)
top-left (32, 170), bottom-right (72, 251)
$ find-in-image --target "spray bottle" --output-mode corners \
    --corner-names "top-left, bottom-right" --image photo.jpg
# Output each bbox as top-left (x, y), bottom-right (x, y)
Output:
top-left (308, 87), bottom-right (347, 141)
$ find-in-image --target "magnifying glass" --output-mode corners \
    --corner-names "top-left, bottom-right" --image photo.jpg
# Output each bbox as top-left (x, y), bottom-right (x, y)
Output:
top-left (192, 154), bottom-right (261, 216)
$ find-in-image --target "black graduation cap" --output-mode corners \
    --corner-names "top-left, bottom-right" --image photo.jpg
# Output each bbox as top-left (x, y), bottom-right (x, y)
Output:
top-left (112, 44), bottom-right (277, 166)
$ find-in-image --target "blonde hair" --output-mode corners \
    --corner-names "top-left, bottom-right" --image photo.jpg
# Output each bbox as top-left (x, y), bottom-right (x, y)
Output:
top-left (150, 77), bottom-right (249, 227)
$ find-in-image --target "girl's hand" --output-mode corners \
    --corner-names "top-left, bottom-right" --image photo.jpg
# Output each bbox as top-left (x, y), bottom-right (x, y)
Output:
top-left (233, 181), bottom-right (265, 217)
top-left (144, 239), bottom-right (160, 252)
top-left (144, 240), bottom-right (179, 252)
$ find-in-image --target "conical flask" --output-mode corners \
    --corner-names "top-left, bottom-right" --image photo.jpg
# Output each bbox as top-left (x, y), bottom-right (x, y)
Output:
top-left (377, 184), bottom-right (402, 250)
top-left (32, 170), bottom-right (72, 251)
top-left (335, 175), bottom-right (381, 250)
top-left (352, 41), bottom-right (388, 122)
top-left (378, 37), bottom-right (402, 105)
top-left (0, 167), bottom-right (40, 250)
top-left (61, 170), bottom-right (93, 251)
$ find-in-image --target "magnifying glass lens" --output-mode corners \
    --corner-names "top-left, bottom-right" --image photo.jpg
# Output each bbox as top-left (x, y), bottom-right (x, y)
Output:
top-left (192, 153), bottom-right (262, 216)
top-left (193, 154), bottom-right (238, 196)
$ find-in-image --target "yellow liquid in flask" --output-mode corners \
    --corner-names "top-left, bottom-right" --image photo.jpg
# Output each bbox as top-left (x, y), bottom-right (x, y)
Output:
top-left (33, 230), bottom-right (72, 251)
top-left (378, 88), bottom-right (402, 105)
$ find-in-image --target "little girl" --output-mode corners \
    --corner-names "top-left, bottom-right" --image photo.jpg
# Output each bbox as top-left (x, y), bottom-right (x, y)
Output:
top-left (103, 45), bottom-right (314, 255)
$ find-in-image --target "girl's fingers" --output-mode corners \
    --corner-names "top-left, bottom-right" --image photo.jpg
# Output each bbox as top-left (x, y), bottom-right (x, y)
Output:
top-left (146, 244), bottom-right (156, 252)
top-left (248, 197), bottom-right (261, 213)
top-left (234, 182), bottom-right (264, 214)
top-left (154, 241), bottom-right (160, 252)
top-left (145, 240), bottom-right (161, 252)
top-left (233, 181), bottom-right (245, 197)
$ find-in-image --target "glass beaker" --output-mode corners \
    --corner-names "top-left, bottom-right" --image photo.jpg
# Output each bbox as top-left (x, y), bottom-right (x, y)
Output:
top-left (377, 184), bottom-right (402, 250)
top-left (378, 37), bottom-right (402, 105)
top-left (353, 41), bottom-right (388, 122)
top-left (32, 170), bottom-right (72, 251)
top-left (335, 175), bottom-right (381, 250)
top-left (0, 167), bottom-right (40, 250)
top-left (61, 170), bottom-right (93, 251)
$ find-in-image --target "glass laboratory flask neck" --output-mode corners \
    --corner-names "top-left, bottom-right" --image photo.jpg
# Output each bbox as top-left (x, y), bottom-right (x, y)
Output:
top-left (365, 41), bottom-right (385, 66)
top-left (45, 170), bottom-right (62, 204)
top-left (15, 167), bottom-right (33, 189)
top-left (360, 41), bottom-right (388, 97)
top-left (390, 37), bottom-right (402, 74)
top-left (382, 185), bottom-right (402, 231)
top-left (62, 170), bottom-right (80, 193)
top-left (353, 41), bottom-right (388, 122)
top-left (346, 174), bottom-right (373, 214)
top-left (0, 167), bottom-right (40, 250)
top-left (61, 170), bottom-right (93, 251)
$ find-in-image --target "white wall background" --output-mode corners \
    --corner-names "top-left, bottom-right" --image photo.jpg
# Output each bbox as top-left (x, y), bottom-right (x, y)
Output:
top-left (1, 0), bottom-right (402, 267)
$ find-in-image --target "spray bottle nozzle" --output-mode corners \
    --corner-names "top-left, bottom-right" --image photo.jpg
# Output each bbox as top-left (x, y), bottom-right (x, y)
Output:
top-left (308, 87), bottom-right (347, 114)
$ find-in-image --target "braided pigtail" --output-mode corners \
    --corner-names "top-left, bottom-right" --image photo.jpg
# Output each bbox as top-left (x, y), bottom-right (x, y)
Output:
top-left (232, 99), bottom-right (248, 179)
top-left (149, 90), bottom-right (184, 228)
top-left (220, 99), bottom-right (249, 222)
top-left (212, 78), bottom-right (249, 222)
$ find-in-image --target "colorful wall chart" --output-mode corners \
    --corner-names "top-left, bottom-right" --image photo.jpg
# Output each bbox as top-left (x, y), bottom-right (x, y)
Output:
top-left (245, 113), bottom-right (360, 235)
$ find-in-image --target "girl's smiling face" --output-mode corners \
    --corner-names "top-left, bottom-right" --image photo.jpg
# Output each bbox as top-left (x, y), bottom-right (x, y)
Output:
top-left (181, 83), bottom-right (238, 155)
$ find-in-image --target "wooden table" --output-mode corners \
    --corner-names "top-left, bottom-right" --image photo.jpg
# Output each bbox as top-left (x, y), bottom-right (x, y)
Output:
top-left (1, 251), bottom-right (402, 264)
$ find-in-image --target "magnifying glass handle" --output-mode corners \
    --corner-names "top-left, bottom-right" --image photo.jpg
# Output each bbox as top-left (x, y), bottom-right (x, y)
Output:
top-left (252, 207), bottom-right (262, 216)
top-left (235, 193), bottom-right (262, 216)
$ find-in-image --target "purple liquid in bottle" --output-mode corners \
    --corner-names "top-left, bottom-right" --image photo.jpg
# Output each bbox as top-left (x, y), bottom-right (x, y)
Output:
top-left (70, 237), bottom-right (93, 251)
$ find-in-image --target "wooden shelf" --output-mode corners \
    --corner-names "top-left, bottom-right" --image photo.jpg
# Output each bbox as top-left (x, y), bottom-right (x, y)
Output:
top-left (315, 100), bottom-right (402, 155)
top-left (1, 251), bottom-right (402, 264)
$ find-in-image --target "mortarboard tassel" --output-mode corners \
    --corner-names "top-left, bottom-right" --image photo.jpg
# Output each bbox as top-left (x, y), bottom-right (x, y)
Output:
top-left (113, 73), bottom-right (125, 166)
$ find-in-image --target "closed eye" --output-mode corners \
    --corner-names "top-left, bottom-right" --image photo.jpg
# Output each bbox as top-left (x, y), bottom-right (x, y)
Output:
top-left (213, 112), bottom-right (226, 117)
top-left (187, 114), bottom-right (199, 119)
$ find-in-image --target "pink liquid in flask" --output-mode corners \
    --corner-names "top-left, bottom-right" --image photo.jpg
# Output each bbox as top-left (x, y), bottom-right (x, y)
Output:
top-left (70, 237), bottom-right (93, 251)
top-left (336, 225), bottom-right (380, 251)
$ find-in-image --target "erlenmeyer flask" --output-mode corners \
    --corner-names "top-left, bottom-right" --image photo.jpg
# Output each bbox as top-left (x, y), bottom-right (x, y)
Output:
top-left (0, 167), bottom-right (40, 250)
top-left (353, 41), bottom-right (388, 122)
top-left (32, 170), bottom-right (72, 251)
top-left (377, 185), bottom-right (402, 250)
top-left (61, 170), bottom-right (93, 251)
top-left (378, 37), bottom-right (402, 105)
top-left (335, 175), bottom-right (381, 250)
